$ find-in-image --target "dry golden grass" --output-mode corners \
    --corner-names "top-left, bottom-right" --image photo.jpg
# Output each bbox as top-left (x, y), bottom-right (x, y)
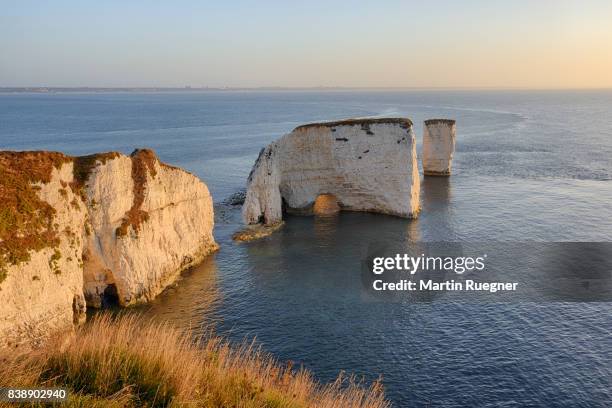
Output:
top-left (0, 314), bottom-right (390, 408)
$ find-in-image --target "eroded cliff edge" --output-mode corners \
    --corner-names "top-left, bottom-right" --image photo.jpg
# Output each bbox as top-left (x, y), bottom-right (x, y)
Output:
top-left (242, 118), bottom-right (420, 226)
top-left (0, 149), bottom-right (218, 347)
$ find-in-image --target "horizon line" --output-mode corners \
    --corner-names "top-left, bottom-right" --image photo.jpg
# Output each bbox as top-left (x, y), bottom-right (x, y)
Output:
top-left (1, 85), bottom-right (612, 93)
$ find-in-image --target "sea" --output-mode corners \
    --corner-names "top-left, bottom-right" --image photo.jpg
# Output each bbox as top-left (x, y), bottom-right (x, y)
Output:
top-left (1, 90), bottom-right (611, 406)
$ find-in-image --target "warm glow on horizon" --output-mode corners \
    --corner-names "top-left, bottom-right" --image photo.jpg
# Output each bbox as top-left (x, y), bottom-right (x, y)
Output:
top-left (2, 0), bottom-right (612, 89)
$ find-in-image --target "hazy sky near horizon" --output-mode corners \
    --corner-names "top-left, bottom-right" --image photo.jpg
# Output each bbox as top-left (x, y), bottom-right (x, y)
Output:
top-left (2, 0), bottom-right (612, 89)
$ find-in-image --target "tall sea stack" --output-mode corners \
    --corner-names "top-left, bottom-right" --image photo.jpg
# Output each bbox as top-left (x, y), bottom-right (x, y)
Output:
top-left (422, 119), bottom-right (456, 176)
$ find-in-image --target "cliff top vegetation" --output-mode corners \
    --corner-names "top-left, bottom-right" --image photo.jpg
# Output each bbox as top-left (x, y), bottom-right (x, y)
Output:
top-left (294, 118), bottom-right (412, 131)
top-left (0, 149), bottom-right (166, 282)
top-left (0, 313), bottom-right (390, 408)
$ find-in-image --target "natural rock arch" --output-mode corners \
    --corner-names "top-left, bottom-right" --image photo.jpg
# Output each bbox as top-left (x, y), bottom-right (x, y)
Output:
top-left (313, 193), bottom-right (341, 215)
top-left (243, 118), bottom-right (420, 225)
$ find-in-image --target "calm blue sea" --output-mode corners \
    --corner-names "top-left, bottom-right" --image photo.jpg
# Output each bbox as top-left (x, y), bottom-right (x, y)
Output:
top-left (1, 90), bottom-right (611, 406)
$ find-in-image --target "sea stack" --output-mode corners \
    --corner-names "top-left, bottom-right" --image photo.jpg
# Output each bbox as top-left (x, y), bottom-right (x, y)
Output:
top-left (422, 119), bottom-right (456, 176)
top-left (0, 149), bottom-right (218, 347)
top-left (242, 118), bottom-right (420, 226)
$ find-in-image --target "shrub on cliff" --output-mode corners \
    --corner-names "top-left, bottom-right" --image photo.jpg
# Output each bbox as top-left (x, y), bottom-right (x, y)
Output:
top-left (0, 314), bottom-right (389, 408)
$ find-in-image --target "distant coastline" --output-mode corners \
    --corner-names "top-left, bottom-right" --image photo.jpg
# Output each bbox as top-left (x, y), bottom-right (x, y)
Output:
top-left (2, 86), bottom-right (611, 94)
top-left (0, 86), bottom-right (263, 93)
top-left (1, 86), bottom-right (378, 94)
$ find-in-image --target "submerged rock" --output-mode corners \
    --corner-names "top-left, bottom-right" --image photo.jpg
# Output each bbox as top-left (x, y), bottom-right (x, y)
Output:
top-left (242, 118), bottom-right (420, 226)
top-left (223, 189), bottom-right (247, 206)
top-left (0, 149), bottom-right (218, 347)
top-left (422, 119), bottom-right (456, 176)
top-left (232, 221), bottom-right (284, 242)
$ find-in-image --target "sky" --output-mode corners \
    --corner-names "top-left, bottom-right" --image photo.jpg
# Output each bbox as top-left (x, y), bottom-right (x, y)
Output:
top-left (1, 0), bottom-right (612, 89)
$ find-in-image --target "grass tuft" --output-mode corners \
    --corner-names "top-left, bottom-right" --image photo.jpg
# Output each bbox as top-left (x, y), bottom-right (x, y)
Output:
top-left (0, 314), bottom-right (389, 408)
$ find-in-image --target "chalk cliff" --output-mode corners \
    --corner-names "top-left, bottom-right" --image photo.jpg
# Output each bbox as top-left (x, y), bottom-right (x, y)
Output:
top-left (0, 150), bottom-right (217, 347)
top-left (243, 118), bottom-right (420, 226)
top-left (422, 119), bottom-right (456, 176)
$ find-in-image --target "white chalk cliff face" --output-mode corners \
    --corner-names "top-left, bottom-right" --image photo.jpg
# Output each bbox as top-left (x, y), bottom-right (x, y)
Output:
top-left (243, 118), bottom-right (420, 225)
top-left (422, 119), bottom-right (456, 176)
top-left (0, 159), bottom-right (87, 348)
top-left (0, 150), bottom-right (217, 347)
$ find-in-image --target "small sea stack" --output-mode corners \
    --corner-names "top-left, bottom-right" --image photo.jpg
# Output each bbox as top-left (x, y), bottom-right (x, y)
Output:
top-left (422, 119), bottom-right (456, 176)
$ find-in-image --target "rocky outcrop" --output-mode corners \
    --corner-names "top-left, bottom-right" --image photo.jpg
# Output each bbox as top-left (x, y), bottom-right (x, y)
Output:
top-left (232, 222), bottom-right (285, 242)
top-left (81, 149), bottom-right (218, 307)
top-left (422, 119), bottom-right (456, 176)
top-left (0, 150), bottom-right (217, 347)
top-left (243, 118), bottom-right (420, 226)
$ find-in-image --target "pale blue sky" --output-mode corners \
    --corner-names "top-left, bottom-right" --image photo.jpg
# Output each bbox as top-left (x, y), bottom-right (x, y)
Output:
top-left (2, 0), bottom-right (612, 88)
